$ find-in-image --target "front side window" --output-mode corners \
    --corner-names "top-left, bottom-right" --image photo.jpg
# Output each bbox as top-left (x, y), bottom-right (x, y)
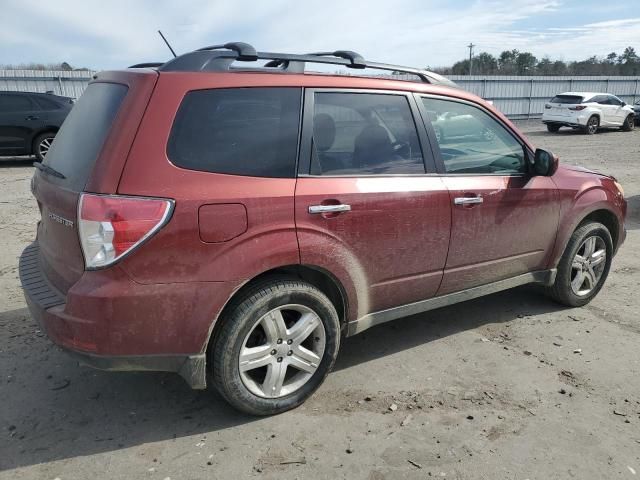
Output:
top-left (168, 88), bottom-right (301, 178)
top-left (310, 92), bottom-right (424, 175)
top-left (422, 97), bottom-right (526, 175)
top-left (607, 96), bottom-right (623, 106)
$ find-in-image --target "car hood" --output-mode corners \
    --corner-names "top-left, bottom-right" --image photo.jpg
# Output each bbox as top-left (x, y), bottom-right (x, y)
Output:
top-left (558, 164), bottom-right (614, 180)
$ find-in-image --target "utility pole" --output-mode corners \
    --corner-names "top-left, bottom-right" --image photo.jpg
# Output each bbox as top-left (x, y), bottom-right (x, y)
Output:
top-left (467, 43), bottom-right (475, 76)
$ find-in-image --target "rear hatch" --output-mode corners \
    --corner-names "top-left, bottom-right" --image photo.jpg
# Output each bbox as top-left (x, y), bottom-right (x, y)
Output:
top-left (32, 71), bottom-right (158, 294)
top-left (548, 94), bottom-right (584, 116)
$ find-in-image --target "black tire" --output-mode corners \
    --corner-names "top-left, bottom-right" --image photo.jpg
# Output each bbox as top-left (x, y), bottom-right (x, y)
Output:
top-left (33, 132), bottom-right (56, 162)
top-left (546, 222), bottom-right (613, 307)
top-left (211, 277), bottom-right (340, 415)
top-left (621, 114), bottom-right (635, 132)
top-left (583, 116), bottom-right (599, 135)
top-left (546, 124), bottom-right (560, 133)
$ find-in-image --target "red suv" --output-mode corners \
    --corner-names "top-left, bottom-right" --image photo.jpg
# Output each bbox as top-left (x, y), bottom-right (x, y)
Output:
top-left (20, 43), bottom-right (626, 415)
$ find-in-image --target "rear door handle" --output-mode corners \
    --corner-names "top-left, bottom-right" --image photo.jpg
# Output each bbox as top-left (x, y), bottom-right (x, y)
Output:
top-left (308, 204), bottom-right (351, 214)
top-left (454, 197), bottom-right (483, 205)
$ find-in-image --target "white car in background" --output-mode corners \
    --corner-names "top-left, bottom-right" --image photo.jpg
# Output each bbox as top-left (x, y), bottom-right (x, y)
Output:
top-left (542, 92), bottom-right (635, 135)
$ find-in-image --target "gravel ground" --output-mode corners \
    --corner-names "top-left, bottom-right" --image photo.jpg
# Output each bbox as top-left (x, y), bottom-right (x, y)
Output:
top-left (1, 121), bottom-right (639, 480)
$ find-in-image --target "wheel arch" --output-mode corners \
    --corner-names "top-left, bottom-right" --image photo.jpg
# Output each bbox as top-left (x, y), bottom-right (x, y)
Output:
top-left (30, 128), bottom-right (59, 152)
top-left (204, 264), bottom-right (349, 362)
top-left (550, 205), bottom-right (622, 269)
top-left (578, 208), bottom-right (620, 251)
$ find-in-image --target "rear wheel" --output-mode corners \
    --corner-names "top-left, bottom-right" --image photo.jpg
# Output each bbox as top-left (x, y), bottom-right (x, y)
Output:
top-left (546, 124), bottom-right (560, 133)
top-left (546, 222), bottom-right (613, 307)
top-left (211, 278), bottom-right (340, 415)
top-left (33, 132), bottom-right (56, 162)
top-left (621, 114), bottom-right (635, 132)
top-left (584, 116), bottom-right (599, 135)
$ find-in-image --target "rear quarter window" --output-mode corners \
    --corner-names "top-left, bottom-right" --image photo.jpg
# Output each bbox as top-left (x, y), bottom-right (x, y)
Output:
top-left (167, 88), bottom-right (301, 178)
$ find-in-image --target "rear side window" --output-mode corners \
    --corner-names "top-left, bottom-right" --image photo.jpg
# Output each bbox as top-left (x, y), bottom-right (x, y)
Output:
top-left (550, 95), bottom-right (583, 104)
top-left (43, 82), bottom-right (128, 191)
top-left (310, 92), bottom-right (424, 175)
top-left (33, 96), bottom-right (61, 110)
top-left (167, 88), bottom-right (301, 178)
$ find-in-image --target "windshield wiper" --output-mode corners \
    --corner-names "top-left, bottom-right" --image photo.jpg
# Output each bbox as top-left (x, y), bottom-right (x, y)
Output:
top-left (33, 162), bottom-right (66, 179)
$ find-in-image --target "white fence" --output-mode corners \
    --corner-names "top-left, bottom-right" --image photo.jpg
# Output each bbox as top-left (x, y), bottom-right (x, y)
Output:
top-left (448, 75), bottom-right (640, 119)
top-left (2, 70), bottom-right (639, 119)
top-left (0, 70), bottom-right (94, 99)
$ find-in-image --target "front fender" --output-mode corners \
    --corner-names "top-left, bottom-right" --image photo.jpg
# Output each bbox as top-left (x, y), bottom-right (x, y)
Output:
top-left (548, 184), bottom-right (625, 267)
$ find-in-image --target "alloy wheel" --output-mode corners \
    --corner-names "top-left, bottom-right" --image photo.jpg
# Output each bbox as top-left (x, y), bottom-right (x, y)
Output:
top-left (239, 304), bottom-right (326, 398)
top-left (587, 118), bottom-right (598, 134)
top-left (570, 236), bottom-right (606, 296)
top-left (39, 137), bottom-right (53, 157)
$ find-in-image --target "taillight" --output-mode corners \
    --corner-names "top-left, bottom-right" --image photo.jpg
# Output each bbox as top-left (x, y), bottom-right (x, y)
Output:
top-left (78, 193), bottom-right (173, 269)
top-left (569, 105), bottom-right (586, 111)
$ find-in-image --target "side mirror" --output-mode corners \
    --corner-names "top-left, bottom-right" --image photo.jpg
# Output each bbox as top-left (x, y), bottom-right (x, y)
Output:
top-left (621, 102), bottom-right (627, 107)
top-left (533, 148), bottom-right (559, 176)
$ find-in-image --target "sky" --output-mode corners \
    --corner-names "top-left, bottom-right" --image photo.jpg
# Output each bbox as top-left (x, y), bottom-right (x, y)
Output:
top-left (1, 0), bottom-right (640, 70)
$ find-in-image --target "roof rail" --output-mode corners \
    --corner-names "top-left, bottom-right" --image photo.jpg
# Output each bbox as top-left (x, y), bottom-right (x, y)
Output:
top-left (129, 62), bottom-right (164, 68)
top-left (152, 41), bottom-right (457, 88)
top-left (195, 42), bottom-right (258, 61)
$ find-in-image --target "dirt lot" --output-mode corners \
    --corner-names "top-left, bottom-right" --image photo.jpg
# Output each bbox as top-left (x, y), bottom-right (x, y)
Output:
top-left (1, 122), bottom-right (639, 480)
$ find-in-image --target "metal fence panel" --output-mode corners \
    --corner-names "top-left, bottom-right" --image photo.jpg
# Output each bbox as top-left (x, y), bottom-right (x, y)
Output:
top-left (0, 70), bottom-right (95, 99)
top-left (2, 70), bottom-right (639, 119)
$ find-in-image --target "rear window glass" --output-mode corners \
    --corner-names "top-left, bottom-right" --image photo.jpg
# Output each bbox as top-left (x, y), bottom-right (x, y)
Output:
top-left (550, 95), bottom-right (583, 104)
top-left (167, 88), bottom-right (301, 178)
top-left (43, 82), bottom-right (128, 191)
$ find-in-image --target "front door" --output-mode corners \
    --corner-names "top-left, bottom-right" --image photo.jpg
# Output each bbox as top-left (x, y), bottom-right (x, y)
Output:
top-left (295, 90), bottom-right (451, 319)
top-left (418, 95), bottom-right (559, 295)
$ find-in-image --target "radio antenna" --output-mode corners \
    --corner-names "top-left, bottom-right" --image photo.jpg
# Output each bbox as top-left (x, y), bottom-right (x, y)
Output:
top-left (158, 30), bottom-right (177, 58)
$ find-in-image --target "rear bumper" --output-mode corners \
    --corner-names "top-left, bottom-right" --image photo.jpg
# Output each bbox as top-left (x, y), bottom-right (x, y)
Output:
top-left (542, 115), bottom-right (589, 128)
top-left (19, 242), bottom-right (240, 389)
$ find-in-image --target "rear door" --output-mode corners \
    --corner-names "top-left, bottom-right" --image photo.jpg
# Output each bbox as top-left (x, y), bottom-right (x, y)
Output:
top-left (295, 89), bottom-right (451, 319)
top-left (0, 93), bottom-right (43, 153)
top-left (417, 95), bottom-right (558, 295)
top-left (31, 72), bottom-right (157, 294)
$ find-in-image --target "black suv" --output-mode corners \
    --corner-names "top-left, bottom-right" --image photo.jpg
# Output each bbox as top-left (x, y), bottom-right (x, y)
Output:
top-left (0, 91), bottom-right (73, 161)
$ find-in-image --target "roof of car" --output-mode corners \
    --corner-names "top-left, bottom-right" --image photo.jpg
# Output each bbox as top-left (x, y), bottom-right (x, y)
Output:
top-left (557, 92), bottom-right (607, 98)
top-left (0, 91), bottom-right (71, 100)
top-left (129, 41), bottom-right (460, 89)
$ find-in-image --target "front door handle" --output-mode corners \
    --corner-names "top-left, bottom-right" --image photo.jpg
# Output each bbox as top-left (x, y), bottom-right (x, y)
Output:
top-left (454, 197), bottom-right (483, 205)
top-left (308, 204), bottom-right (351, 214)
top-left (25, 115), bottom-right (39, 121)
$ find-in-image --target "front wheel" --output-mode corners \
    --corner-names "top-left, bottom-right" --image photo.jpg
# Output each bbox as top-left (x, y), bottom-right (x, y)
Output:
top-left (211, 278), bottom-right (340, 415)
top-left (621, 114), bottom-right (635, 132)
top-left (546, 222), bottom-right (613, 307)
